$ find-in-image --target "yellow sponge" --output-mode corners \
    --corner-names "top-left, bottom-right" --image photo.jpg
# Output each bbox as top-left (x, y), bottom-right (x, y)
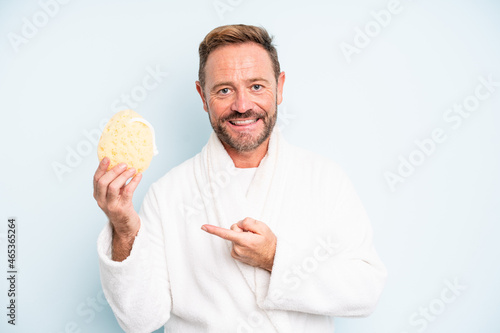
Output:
top-left (97, 109), bottom-right (158, 174)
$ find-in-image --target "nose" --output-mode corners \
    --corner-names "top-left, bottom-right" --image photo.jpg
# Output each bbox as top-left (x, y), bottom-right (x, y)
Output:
top-left (231, 89), bottom-right (254, 114)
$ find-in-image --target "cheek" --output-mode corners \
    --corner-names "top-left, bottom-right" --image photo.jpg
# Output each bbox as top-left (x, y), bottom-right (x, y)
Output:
top-left (255, 92), bottom-right (277, 111)
top-left (210, 97), bottom-right (230, 108)
top-left (208, 98), bottom-right (232, 118)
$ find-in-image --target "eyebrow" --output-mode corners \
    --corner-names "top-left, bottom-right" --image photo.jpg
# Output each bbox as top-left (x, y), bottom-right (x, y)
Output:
top-left (211, 77), bottom-right (272, 92)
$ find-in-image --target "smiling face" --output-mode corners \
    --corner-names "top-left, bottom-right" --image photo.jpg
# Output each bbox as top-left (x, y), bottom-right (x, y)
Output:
top-left (196, 42), bottom-right (285, 153)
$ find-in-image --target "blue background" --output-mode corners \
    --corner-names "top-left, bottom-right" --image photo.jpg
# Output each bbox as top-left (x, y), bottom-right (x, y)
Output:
top-left (1, 0), bottom-right (499, 332)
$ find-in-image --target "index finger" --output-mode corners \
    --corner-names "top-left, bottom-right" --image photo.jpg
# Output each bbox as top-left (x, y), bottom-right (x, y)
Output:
top-left (201, 224), bottom-right (244, 243)
top-left (93, 157), bottom-right (110, 189)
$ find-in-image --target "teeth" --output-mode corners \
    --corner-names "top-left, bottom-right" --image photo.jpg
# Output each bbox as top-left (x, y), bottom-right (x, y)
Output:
top-left (230, 119), bottom-right (257, 125)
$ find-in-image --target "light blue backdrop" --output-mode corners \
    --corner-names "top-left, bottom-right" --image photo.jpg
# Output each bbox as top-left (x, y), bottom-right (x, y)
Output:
top-left (1, 0), bottom-right (499, 332)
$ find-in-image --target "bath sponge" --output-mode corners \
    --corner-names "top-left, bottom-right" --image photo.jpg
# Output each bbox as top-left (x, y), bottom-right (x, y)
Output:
top-left (97, 109), bottom-right (158, 173)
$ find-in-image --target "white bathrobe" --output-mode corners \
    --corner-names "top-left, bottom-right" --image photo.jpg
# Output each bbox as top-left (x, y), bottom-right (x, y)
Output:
top-left (97, 127), bottom-right (387, 333)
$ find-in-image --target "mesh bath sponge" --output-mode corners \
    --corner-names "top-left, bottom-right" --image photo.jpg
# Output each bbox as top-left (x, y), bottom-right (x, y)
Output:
top-left (97, 109), bottom-right (158, 173)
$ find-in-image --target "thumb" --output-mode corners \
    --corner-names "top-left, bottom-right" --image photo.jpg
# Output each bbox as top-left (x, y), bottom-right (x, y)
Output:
top-left (237, 217), bottom-right (267, 234)
top-left (230, 223), bottom-right (244, 232)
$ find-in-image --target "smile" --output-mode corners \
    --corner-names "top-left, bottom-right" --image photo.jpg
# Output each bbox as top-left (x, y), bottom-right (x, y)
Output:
top-left (228, 118), bottom-right (260, 126)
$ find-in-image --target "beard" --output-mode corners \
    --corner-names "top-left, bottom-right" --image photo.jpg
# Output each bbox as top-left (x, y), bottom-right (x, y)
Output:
top-left (207, 102), bottom-right (278, 152)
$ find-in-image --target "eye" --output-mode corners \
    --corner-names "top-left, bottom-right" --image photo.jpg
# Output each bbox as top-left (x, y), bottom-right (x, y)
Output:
top-left (252, 84), bottom-right (262, 91)
top-left (219, 88), bottom-right (230, 95)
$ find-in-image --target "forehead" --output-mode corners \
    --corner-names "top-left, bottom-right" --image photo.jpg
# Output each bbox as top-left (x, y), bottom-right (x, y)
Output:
top-left (204, 42), bottom-right (274, 85)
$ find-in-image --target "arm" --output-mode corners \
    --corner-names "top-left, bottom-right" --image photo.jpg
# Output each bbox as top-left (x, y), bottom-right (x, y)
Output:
top-left (257, 171), bottom-right (387, 317)
top-left (93, 157), bottom-right (141, 261)
top-left (94, 158), bottom-right (171, 332)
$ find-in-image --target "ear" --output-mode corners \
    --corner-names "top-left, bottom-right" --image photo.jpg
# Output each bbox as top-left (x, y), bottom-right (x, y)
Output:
top-left (276, 71), bottom-right (286, 105)
top-left (195, 81), bottom-right (209, 112)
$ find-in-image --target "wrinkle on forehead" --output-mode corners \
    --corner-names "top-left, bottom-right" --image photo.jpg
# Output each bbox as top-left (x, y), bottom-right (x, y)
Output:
top-left (205, 43), bottom-right (275, 87)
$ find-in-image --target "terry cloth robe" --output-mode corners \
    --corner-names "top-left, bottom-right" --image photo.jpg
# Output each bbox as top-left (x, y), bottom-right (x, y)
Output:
top-left (97, 127), bottom-right (387, 333)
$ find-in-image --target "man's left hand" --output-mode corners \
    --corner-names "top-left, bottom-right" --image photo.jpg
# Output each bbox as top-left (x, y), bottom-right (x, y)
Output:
top-left (201, 217), bottom-right (277, 272)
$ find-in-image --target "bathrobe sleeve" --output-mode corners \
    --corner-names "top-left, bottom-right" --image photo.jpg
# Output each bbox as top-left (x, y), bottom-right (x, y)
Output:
top-left (97, 183), bottom-right (171, 332)
top-left (256, 167), bottom-right (387, 317)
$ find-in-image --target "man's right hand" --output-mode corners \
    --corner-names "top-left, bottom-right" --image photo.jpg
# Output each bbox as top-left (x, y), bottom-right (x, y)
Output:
top-left (93, 157), bottom-right (142, 261)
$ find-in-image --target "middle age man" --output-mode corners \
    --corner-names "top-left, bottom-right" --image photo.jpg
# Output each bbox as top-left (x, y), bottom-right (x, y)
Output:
top-left (95, 24), bottom-right (387, 332)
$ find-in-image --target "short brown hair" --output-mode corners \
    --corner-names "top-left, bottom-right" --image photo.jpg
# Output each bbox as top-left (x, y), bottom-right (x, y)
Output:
top-left (198, 24), bottom-right (281, 90)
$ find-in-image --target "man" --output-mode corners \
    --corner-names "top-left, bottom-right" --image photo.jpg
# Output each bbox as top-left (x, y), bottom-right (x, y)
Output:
top-left (93, 24), bottom-right (386, 332)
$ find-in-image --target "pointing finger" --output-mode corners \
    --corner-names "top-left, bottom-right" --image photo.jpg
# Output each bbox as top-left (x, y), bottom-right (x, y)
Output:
top-left (201, 224), bottom-right (243, 243)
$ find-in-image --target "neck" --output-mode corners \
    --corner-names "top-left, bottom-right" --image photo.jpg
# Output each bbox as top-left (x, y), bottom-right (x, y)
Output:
top-left (221, 137), bottom-right (270, 168)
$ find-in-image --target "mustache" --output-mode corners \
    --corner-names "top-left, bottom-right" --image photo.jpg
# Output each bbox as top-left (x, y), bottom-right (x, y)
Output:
top-left (221, 110), bottom-right (266, 122)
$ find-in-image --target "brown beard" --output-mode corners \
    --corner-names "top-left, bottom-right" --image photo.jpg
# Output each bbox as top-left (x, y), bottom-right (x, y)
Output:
top-left (208, 102), bottom-right (278, 152)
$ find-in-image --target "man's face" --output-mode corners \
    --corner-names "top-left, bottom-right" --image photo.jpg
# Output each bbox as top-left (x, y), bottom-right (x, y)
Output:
top-left (196, 42), bottom-right (285, 152)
